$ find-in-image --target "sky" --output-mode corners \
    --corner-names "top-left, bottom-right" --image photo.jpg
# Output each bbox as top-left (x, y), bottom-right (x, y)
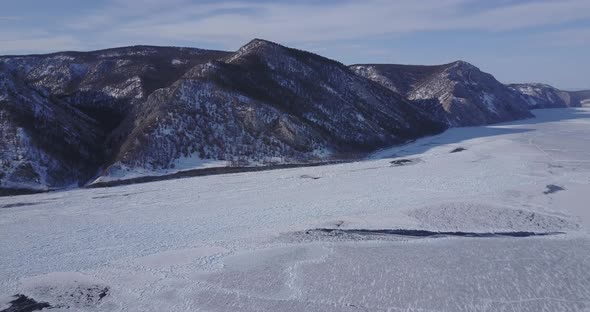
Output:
top-left (0, 0), bottom-right (588, 90)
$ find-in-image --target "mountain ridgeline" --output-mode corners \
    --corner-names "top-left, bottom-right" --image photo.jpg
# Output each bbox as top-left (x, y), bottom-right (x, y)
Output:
top-left (351, 62), bottom-right (536, 126)
top-left (507, 83), bottom-right (588, 108)
top-left (1, 39), bottom-right (588, 191)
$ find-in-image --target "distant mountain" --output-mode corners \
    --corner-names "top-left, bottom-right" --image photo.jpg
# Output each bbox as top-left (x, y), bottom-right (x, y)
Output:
top-left (571, 90), bottom-right (590, 106)
top-left (350, 62), bottom-right (533, 126)
top-left (507, 83), bottom-right (585, 108)
top-left (1, 40), bottom-right (581, 192)
top-left (0, 40), bottom-right (444, 190)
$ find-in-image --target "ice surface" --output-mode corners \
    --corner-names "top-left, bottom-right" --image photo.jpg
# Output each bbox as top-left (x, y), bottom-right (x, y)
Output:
top-left (1, 108), bottom-right (590, 311)
top-left (191, 238), bottom-right (590, 312)
top-left (133, 247), bottom-right (228, 269)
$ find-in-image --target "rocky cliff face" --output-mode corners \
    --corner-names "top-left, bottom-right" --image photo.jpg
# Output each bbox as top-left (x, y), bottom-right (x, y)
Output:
top-left (350, 62), bottom-right (533, 126)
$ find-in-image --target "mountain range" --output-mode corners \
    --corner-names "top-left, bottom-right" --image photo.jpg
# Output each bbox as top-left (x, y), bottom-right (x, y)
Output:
top-left (507, 83), bottom-right (590, 108)
top-left (1, 39), bottom-right (588, 192)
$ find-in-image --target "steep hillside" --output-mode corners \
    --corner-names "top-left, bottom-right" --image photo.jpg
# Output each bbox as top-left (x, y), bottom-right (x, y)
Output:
top-left (3, 40), bottom-right (577, 191)
top-left (1, 41), bottom-right (446, 189)
top-left (0, 46), bottom-right (230, 189)
top-left (508, 83), bottom-right (583, 108)
top-left (350, 62), bottom-right (533, 126)
top-left (99, 39), bottom-right (444, 181)
top-left (569, 89), bottom-right (590, 106)
top-left (0, 68), bottom-right (103, 189)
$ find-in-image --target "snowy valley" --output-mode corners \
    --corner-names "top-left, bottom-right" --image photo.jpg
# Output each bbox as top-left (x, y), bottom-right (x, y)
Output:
top-left (1, 108), bottom-right (590, 311)
top-left (3, 0), bottom-right (590, 308)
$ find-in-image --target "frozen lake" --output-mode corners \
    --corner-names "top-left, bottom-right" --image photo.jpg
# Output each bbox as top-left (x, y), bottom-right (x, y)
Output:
top-left (1, 108), bottom-right (590, 311)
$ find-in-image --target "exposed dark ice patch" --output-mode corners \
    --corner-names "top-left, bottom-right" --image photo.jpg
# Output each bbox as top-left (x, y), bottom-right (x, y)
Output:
top-left (0, 288), bottom-right (108, 312)
top-left (549, 163), bottom-right (564, 168)
top-left (0, 188), bottom-right (47, 197)
top-left (15, 285), bottom-right (110, 311)
top-left (52, 286), bottom-right (109, 308)
top-left (390, 158), bottom-right (421, 167)
top-left (311, 228), bottom-right (563, 238)
top-left (0, 202), bottom-right (42, 209)
top-left (0, 295), bottom-right (51, 312)
top-left (543, 184), bottom-right (565, 195)
top-left (450, 147), bottom-right (467, 153)
top-left (92, 194), bottom-right (128, 199)
top-left (300, 174), bottom-right (321, 180)
top-left (279, 227), bottom-right (563, 244)
top-left (391, 159), bottom-right (412, 166)
top-left (92, 191), bottom-right (149, 199)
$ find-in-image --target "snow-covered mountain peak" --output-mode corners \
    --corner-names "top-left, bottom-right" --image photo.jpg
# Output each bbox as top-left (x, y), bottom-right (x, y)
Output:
top-left (227, 39), bottom-right (285, 63)
top-left (241, 38), bottom-right (280, 50)
top-left (228, 38), bottom-right (345, 72)
top-left (447, 60), bottom-right (477, 69)
top-left (441, 61), bottom-right (483, 82)
top-left (351, 61), bottom-right (532, 126)
top-left (508, 83), bottom-right (583, 108)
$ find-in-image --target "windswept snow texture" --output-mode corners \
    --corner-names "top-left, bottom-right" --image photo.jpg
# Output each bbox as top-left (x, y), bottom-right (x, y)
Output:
top-left (1, 108), bottom-right (590, 311)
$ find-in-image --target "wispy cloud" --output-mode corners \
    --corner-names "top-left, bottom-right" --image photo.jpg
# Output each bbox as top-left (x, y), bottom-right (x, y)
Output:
top-left (59, 0), bottom-right (590, 49)
top-left (453, 0), bottom-right (590, 31)
top-left (2, 0), bottom-right (590, 54)
top-left (0, 0), bottom-right (587, 89)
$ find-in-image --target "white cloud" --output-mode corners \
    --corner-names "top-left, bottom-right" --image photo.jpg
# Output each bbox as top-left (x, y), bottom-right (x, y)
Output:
top-left (68, 0), bottom-right (590, 47)
top-left (453, 0), bottom-right (590, 31)
top-left (2, 0), bottom-right (590, 54)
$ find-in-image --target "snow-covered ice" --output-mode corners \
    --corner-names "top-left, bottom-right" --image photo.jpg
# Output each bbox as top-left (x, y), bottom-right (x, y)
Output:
top-left (1, 108), bottom-right (590, 311)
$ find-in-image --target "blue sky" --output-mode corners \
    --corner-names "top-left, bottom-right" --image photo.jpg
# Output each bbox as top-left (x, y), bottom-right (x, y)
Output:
top-left (1, 0), bottom-right (588, 89)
